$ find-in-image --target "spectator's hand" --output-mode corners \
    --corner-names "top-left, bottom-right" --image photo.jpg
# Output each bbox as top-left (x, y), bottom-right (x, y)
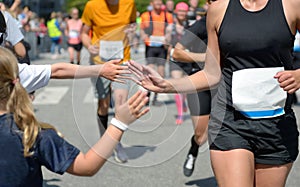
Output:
top-left (128, 60), bottom-right (171, 93)
top-left (115, 90), bottom-right (149, 125)
top-left (88, 45), bottom-right (99, 55)
top-left (274, 69), bottom-right (300, 94)
top-left (99, 59), bottom-right (131, 83)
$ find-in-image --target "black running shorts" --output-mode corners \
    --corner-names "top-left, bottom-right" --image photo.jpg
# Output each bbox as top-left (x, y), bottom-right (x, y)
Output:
top-left (68, 42), bottom-right (83, 51)
top-left (187, 90), bottom-right (212, 116)
top-left (145, 46), bottom-right (167, 66)
top-left (209, 105), bottom-right (299, 165)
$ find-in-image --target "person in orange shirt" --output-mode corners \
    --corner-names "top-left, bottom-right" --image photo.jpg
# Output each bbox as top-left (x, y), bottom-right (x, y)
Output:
top-left (140, 0), bottom-right (173, 106)
top-left (81, 0), bottom-right (136, 163)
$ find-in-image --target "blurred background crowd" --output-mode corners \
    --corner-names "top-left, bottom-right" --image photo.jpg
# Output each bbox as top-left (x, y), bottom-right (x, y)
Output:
top-left (0, 0), bottom-right (208, 60)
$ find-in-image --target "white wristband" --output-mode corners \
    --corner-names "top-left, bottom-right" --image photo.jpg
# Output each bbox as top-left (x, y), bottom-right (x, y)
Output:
top-left (110, 118), bottom-right (128, 131)
top-left (170, 48), bottom-right (175, 61)
top-left (170, 48), bottom-right (177, 62)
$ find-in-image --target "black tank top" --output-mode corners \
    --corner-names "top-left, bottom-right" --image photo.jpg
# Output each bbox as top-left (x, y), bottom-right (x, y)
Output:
top-left (216, 0), bottom-right (295, 108)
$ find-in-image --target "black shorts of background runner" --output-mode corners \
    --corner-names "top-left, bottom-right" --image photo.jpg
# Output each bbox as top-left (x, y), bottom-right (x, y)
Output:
top-left (68, 42), bottom-right (83, 51)
top-left (185, 67), bottom-right (215, 116)
top-left (187, 90), bottom-right (212, 116)
top-left (145, 46), bottom-right (167, 66)
top-left (209, 105), bottom-right (299, 165)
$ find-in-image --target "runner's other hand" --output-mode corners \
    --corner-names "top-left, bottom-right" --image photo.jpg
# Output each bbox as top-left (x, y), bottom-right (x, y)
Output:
top-left (274, 69), bottom-right (300, 94)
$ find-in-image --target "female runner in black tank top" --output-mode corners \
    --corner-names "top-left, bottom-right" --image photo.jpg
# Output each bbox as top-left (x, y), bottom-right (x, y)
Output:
top-left (128, 0), bottom-right (300, 186)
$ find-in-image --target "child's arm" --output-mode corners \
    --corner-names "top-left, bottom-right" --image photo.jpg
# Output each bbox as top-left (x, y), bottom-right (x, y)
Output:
top-left (66, 91), bottom-right (149, 176)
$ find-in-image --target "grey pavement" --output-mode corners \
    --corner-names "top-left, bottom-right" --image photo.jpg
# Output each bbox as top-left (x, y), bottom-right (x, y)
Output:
top-left (31, 48), bottom-right (300, 187)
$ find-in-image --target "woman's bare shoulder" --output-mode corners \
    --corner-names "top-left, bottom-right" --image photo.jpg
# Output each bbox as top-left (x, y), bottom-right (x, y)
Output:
top-left (282, 0), bottom-right (300, 33)
top-left (206, 0), bottom-right (229, 31)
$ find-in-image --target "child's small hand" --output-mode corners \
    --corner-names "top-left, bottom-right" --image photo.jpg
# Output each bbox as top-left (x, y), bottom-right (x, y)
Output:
top-left (115, 90), bottom-right (149, 125)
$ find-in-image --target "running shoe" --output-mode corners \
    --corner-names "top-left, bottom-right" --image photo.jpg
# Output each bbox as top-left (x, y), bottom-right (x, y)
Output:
top-left (176, 116), bottom-right (183, 125)
top-left (114, 143), bottom-right (128, 163)
top-left (183, 154), bottom-right (196, 177)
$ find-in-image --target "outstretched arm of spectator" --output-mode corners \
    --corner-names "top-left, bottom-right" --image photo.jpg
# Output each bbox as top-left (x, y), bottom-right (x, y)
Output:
top-left (19, 60), bottom-right (130, 93)
top-left (13, 41), bottom-right (26, 59)
top-left (51, 60), bottom-right (130, 82)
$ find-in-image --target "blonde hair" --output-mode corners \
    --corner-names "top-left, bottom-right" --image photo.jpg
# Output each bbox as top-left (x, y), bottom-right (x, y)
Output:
top-left (0, 47), bottom-right (61, 157)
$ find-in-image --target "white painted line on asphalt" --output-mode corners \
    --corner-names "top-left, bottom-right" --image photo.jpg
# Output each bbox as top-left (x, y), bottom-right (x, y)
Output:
top-left (83, 87), bottom-right (97, 103)
top-left (157, 93), bottom-right (173, 102)
top-left (33, 86), bottom-right (69, 105)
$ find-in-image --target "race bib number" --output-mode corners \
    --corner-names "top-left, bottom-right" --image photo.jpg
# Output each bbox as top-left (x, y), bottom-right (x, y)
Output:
top-left (232, 67), bottom-right (286, 119)
top-left (69, 30), bottom-right (79, 38)
top-left (99, 40), bottom-right (124, 60)
top-left (149, 35), bottom-right (165, 47)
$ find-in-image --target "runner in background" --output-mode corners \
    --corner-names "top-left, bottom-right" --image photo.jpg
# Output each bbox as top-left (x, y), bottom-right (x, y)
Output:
top-left (168, 2), bottom-right (212, 176)
top-left (47, 12), bottom-right (62, 59)
top-left (165, 2), bottom-right (190, 125)
top-left (65, 7), bottom-right (83, 65)
top-left (140, 0), bottom-right (173, 106)
top-left (187, 0), bottom-right (206, 26)
top-left (81, 0), bottom-right (136, 163)
top-left (165, 0), bottom-right (175, 14)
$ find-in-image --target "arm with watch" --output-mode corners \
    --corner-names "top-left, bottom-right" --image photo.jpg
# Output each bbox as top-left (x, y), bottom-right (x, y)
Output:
top-left (170, 43), bottom-right (206, 63)
top-left (170, 18), bottom-right (208, 64)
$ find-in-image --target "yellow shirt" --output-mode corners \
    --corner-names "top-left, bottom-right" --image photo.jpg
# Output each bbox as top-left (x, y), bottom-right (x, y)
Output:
top-left (81, 0), bottom-right (136, 64)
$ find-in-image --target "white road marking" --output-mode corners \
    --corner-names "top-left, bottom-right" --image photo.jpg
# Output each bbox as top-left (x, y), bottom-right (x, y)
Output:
top-left (33, 86), bottom-right (69, 105)
top-left (83, 87), bottom-right (97, 103)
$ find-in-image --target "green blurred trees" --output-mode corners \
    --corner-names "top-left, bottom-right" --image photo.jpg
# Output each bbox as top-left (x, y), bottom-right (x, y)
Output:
top-left (65, 0), bottom-right (206, 15)
top-left (135, 0), bottom-right (205, 13)
top-left (135, 0), bottom-right (188, 13)
top-left (65, 0), bottom-right (88, 14)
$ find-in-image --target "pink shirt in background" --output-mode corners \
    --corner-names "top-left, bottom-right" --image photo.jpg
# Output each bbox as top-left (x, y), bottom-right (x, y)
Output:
top-left (67, 19), bottom-right (82, 44)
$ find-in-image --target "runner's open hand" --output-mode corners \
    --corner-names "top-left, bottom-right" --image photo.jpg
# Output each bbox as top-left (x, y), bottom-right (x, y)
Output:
top-left (128, 60), bottom-right (171, 93)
